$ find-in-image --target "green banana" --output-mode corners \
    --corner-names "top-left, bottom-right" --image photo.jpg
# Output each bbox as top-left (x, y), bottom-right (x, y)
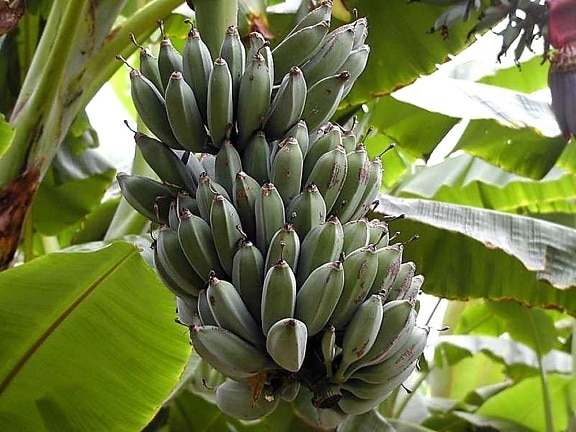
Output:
top-left (264, 66), bottom-right (307, 140)
top-left (237, 52), bottom-right (272, 148)
top-left (288, 1), bottom-right (332, 37)
top-left (207, 57), bottom-right (234, 148)
top-left (190, 325), bottom-right (276, 380)
top-left (285, 183), bottom-right (327, 242)
top-left (134, 132), bottom-right (197, 194)
top-left (232, 238), bottom-right (265, 321)
top-left (341, 127), bottom-right (357, 153)
top-left (200, 153), bottom-right (216, 178)
top-left (352, 18), bottom-right (368, 49)
top-left (196, 172), bottom-right (228, 222)
top-left (264, 224), bottom-right (301, 273)
top-left (301, 27), bottom-right (354, 87)
top-left (214, 139), bottom-right (243, 198)
top-left (329, 245), bottom-right (379, 329)
top-left (304, 145), bottom-right (348, 214)
top-left (345, 301), bottom-right (415, 375)
top-left (294, 386), bottom-right (349, 429)
top-left (302, 125), bottom-right (343, 182)
top-left (321, 325), bottom-right (337, 378)
top-left (130, 34), bottom-right (163, 93)
top-left (206, 274), bottom-right (263, 347)
top-left (338, 389), bottom-right (391, 416)
top-left (182, 27), bottom-right (213, 121)
top-left (195, 171), bottom-right (230, 222)
top-left (177, 191), bottom-right (200, 218)
top-left (302, 71), bottom-right (350, 133)
top-left (402, 274), bottom-right (424, 304)
top-left (155, 227), bottom-right (203, 298)
top-left (176, 296), bottom-right (200, 326)
top-left (255, 182), bottom-right (286, 254)
top-left (241, 131), bottom-right (271, 186)
top-left (350, 325), bottom-right (428, 384)
top-left (367, 219), bottom-right (390, 249)
top-left (232, 171), bottom-right (260, 241)
top-left (215, 379), bottom-right (279, 420)
top-left (247, 31), bottom-right (274, 89)
top-left (296, 215), bottom-right (344, 286)
top-left (270, 136), bottom-right (303, 205)
top-left (266, 318), bottom-right (308, 372)
top-left (219, 25), bottom-right (246, 110)
top-left (209, 193), bottom-right (244, 276)
top-left (341, 218), bottom-right (370, 256)
top-left (198, 289), bottom-right (218, 326)
top-left (116, 172), bottom-right (176, 225)
top-left (168, 200), bottom-right (179, 231)
top-left (332, 144), bottom-right (370, 223)
top-left (279, 380), bottom-right (300, 402)
top-left (165, 71), bottom-right (211, 154)
top-left (295, 260), bottom-right (345, 336)
top-left (341, 363), bottom-right (416, 400)
top-left (368, 244), bottom-right (404, 297)
top-left (261, 259), bottom-right (297, 335)
top-left (153, 242), bottom-right (197, 302)
top-left (271, 21), bottom-right (330, 83)
top-left (178, 209), bottom-right (225, 280)
top-left (385, 261), bottom-right (416, 302)
top-left (157, 27), bottom-right (183, 91)
top-left (350, 156), bottom-right (384, 220)
top-left (283, 119), bottom-right (309, 157)
top-left (333, 294), bottom-right (383, 381)
top-left (185, 153), bottom-right (205, 185)
top-left (339, 44), bottom-right (370, 98)
top-left (126, 66), bottom-right (180, 149)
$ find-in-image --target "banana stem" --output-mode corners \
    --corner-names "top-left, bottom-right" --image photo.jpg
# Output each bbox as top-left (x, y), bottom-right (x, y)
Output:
top-left (22, 212), bottom-right (34, 263)
top-left (193, 0), bottom-right (238, 59)
top-left (78, 0), bottom-right (183, 110)
top-left (1, 0), bottom-right (86, 185)
top-left (41, 235), bottom-right (61, 254)
top-left (0, 0), bottom-right (182, 187)
top-left (531, 315), bottom-right (554, 432)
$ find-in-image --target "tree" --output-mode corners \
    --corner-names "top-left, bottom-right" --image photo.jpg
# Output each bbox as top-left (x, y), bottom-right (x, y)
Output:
top-left (0, 0), bottom-right (574, 431)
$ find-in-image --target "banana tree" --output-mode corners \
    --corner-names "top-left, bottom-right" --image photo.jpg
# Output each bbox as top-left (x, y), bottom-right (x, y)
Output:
top-left (0, 0), bottom-right (574, 431)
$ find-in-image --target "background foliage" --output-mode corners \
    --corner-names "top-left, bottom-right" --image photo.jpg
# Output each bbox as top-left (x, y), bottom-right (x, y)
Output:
top-left (0, 0), bottom-right (574, 431)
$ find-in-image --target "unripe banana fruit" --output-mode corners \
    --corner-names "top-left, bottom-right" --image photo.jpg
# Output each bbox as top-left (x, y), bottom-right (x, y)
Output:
top-left (119, 4), bottom-right (428, 425)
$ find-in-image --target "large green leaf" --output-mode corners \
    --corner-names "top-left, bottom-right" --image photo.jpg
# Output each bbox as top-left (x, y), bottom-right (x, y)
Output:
top-left (479, 56), bottom-right (549, 93)
top-left (476, 374), bottom-right (573, 431)
top-left (438, 335), bottom-right (572, 374)
top-left (363, 96), bottom-right (459, 160)
top-left (393, 76), bottom-right (560, 137)
top-left (0, 242), bottom-right (191, 431)
top-left (393, 76), bottom-right (566, 178)
top-left (344, 0), bottom-right (474, 103)
top-left (31, 141), bottom-right (116, 236)
top-left (456, 120), bottom-right (567, 179)
top-left (376, 196), bottom-right (576, 314)
top-left (453, 301), bottom-right (507, 336)
top-left (485, 301), bottom-right (559, 355)
top-left (395, 154), bottom-right (576, 214)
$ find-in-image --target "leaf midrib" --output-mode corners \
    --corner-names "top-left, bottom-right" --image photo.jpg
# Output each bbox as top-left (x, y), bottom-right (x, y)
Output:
top-left (0, 248), bottom-right (135, 394)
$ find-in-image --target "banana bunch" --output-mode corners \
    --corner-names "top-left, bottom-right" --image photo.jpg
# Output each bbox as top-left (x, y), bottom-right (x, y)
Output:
top-left (118, 2), bottom-right (428, 426)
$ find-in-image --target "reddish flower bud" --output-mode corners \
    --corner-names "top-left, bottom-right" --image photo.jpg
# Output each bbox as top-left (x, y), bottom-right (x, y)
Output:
top-left (548, 0), bottom-right (576, 140)
top-left (547, 0), bottom-right (576, 49)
